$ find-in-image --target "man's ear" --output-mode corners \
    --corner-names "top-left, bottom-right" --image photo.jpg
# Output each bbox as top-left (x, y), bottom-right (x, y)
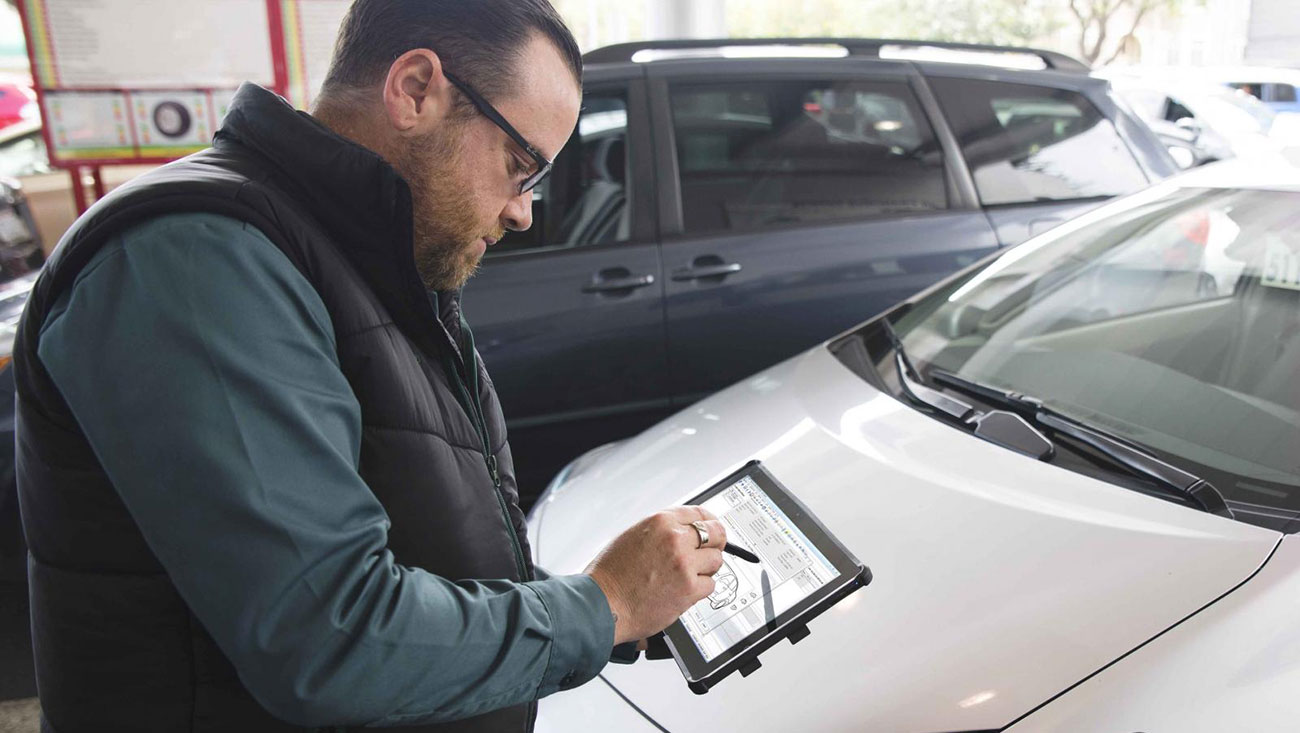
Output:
top-left (381, 48), bottom-right (452, 133)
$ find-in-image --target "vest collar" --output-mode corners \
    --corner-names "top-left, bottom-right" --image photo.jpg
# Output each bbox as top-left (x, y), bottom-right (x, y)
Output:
top-left (216, 83), bottom-right (409, 254)
top-left (215, 83), bottom-right (466, 363)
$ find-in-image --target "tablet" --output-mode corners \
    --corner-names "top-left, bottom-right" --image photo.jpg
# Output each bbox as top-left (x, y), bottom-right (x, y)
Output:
top-left (661, 461), bottom-right (871, 694)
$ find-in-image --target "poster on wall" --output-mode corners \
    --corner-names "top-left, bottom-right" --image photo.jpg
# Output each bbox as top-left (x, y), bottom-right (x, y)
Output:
top-left (279, 0), bottom-right (351, 110)
top-left (18, 0), bottom-right (351, 167)
top-left (42, 90), bottom-right (133, 161)
top-left (25, 0), bottom-right (274, 90)
top-left (129, 90), bottom-right (226, 158)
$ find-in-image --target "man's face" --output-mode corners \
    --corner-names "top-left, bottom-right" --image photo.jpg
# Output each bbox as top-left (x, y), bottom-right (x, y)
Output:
top-left (395, 35), bottom-right (581, 292)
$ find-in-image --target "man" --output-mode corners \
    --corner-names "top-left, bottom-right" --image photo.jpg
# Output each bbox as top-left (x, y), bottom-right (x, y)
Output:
top-left (13, 1), bottom-right (727, 730)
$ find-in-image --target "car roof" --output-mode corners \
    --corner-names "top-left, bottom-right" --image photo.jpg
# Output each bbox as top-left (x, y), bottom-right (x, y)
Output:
top-left (1170, 154), bottom-right (1300, 191)
top-left (583, 37), bottom-right (1090, 73)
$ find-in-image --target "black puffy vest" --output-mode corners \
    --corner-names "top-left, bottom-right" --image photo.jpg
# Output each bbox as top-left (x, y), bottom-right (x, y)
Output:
top-left (14, 83), bottom-right (537, 732)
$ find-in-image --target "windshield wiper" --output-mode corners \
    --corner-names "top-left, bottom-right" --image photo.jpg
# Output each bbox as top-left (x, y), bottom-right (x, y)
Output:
top-left (880, 319), bottom-right (1055, 460)
top-left (880, 318), bottom-right (975, 421)
top-left (930, 368), bottom-right (1234, 519)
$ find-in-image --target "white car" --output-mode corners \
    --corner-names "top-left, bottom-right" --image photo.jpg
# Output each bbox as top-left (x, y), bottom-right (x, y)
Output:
top-left (1099, 70), bottom-right (1282, 162)
top-left (528, 158), bottom-right (1300, 732)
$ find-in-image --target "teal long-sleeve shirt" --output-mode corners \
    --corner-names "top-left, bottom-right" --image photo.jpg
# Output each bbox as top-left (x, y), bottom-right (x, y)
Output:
top-left (36, 213), bottom-right (616, 727)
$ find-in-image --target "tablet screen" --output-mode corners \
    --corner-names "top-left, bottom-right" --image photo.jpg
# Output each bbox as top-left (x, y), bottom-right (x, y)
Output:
top-left (681, 474), bottom-right (840, 662)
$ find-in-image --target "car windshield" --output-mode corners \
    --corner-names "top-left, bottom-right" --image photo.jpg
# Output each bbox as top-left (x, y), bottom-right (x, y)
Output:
top-left (892, 185), bottom-right (1300, 532)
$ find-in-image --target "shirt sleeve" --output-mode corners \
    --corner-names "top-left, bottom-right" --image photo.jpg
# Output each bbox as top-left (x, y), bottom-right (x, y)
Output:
top-left (36, 213), bottom-right (615, 727)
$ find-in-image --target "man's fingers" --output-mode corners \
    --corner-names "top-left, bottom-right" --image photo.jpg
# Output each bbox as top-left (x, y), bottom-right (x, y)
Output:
top-left (692, 574), bottom-right (717, 600)
top-left (695, 518), bottom-right (727, 549)
top-left (697, 547), bottom-right (724, 576)
top-left (689, 505), bottom-right (719, 523)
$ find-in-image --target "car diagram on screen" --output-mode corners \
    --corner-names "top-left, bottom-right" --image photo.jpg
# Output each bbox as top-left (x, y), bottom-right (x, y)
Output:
top-left (708, 560), bottom-right (739, 609)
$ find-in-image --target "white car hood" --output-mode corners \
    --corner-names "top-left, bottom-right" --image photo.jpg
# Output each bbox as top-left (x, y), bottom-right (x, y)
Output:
top-left (531, 346), bottom-right (1280, 732)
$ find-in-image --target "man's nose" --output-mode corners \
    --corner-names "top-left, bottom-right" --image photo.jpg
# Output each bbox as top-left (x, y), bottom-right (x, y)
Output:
top-left (502, 190), bottom-right (534, 233)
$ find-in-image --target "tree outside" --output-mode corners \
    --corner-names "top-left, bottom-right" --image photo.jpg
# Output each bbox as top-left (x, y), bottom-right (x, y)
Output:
top-left (551, 0), bottom-right (1200, 68)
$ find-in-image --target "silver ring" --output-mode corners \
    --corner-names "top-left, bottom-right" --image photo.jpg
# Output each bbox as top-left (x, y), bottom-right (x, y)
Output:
top-left (691, 520), bottom-right (709, 549)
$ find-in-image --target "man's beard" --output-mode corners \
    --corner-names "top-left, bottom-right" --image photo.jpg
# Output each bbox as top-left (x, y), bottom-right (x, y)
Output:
top-left (397, 128), bottom-right (491, 292)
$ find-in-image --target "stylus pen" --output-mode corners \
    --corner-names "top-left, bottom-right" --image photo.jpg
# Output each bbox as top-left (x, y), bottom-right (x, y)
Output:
top-left (723, 543), bottom-right (760, 563)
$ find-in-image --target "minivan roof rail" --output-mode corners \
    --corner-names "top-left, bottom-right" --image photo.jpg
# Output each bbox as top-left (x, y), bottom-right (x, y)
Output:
top-left (583, 38), bottom-right (1090, 72)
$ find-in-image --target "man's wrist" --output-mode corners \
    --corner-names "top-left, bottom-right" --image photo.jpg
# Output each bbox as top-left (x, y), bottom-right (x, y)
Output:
top-left (586, 570), bottom-right (632, 644)
top-left (525, 575), bottom-right (616, 695)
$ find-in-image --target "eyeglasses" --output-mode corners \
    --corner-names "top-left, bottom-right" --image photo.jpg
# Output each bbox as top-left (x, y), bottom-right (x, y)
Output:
top-left (443, 71), bottom-right (554, 195)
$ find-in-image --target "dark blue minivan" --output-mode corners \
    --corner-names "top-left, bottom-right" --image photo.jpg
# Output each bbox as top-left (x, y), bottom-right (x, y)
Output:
top-left (467, 39), bottom-right (1178, 500)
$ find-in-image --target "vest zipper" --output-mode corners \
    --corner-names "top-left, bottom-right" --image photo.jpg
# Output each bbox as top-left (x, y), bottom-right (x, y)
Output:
top-left (433, 318), bottom-right (531, 583)
top-left (465, 376), bottom-right (530, 582)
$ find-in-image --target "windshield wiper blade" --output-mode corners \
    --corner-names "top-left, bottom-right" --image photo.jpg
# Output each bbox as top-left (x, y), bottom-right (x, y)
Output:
top-left (930, 368), bottom-right (1234, 519)
top-left (880, 318), bottom-right (975, 421)
top-left (879, 319), bottom-right (1054, 459)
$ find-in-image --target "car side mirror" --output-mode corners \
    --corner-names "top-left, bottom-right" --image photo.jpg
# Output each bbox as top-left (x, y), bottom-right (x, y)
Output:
top-left (1168, 145), bottom-right (1197, 169)
top-left (1174, 117), bottom-right (1202, 140)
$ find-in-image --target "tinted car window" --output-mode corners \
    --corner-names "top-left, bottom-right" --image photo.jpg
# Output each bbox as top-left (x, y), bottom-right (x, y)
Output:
top-left (669, 79), bottom-right (946, 235)
top-left (930, 78), bottom-right (1148, 206)
top-left (1274, 84), bottom-right (1298, 103)
top-left (1164, 98), bottom-right (1194, 123)
top-left (493, 91), bottom-right (630, 254)
top-left (1230, 82), bottom-right (1264, 100)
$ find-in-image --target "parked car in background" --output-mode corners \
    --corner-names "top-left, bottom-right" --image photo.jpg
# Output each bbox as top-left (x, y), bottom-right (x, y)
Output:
top-left (0, 83), bottom-right (37, 133)
top-left (0, 119), bottom-right (50, 179)
top-left (1142, 116), bottom-right (1219, 169)
top-left (1100, 69), bottom-right (1285, 163)
top-left (530, 156), bottom-right (1300, 732)
top-left (0, 178), bottom-right (43, 301)
top-left (475, 38), bottom-right (1177, 501)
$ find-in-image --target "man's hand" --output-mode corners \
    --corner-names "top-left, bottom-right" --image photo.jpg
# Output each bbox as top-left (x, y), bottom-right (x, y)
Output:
top-left (586, 507), bottom-right (728, 645)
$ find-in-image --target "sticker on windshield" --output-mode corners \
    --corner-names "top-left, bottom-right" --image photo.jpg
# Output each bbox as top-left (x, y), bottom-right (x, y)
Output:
top-left (1262, 239), bottom-right (1300, 291)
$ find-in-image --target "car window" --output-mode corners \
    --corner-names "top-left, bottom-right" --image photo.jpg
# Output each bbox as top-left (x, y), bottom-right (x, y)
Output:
top-left (669, 79), bottom-right (947, 235)
top-left (1274, 84), bottom-right (1298, 103)
top-left (929, 78), bottom-right (1148, 206)
top-left (492, 90), bottom-right (630, 255)
top-left (1229, 82), bottom-right (1264, 100)
top-left (1164, 98), bottom-right (1195, 123)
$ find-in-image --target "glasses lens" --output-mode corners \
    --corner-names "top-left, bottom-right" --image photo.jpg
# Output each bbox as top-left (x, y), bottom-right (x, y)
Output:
top-left (520, 161), bottom-right (553, 195)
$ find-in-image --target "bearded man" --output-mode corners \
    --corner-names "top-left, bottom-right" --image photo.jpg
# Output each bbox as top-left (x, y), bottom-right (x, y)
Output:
top-left (13, 1), bottom-right (728, 731)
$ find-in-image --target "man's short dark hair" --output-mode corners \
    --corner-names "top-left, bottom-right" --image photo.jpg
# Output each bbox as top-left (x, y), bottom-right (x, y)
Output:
top-left (321, 0), bottom-right (582, 103)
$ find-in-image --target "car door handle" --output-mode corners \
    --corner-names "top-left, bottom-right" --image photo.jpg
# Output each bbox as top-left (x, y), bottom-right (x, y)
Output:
top-left (582, 272), bottom-right (656, 293)
top-left (671, 263), bottom-right (743, 281)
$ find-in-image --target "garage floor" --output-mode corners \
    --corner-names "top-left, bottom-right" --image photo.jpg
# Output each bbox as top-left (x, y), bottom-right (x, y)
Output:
top-left (0, 699), bottom-right (38, 733)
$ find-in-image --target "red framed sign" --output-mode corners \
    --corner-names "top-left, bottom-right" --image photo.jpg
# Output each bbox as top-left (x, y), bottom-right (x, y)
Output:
top-left (15, 0), bottom-right (350, 170)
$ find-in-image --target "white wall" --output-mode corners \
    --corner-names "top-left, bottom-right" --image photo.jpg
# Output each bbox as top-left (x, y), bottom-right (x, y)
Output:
top-left (1245, 0), bottom-right (1300, 67)
top-left (1135, 0), bottom-right (1252, 67)
top-left (647, 0), bottom-right (725, 40)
